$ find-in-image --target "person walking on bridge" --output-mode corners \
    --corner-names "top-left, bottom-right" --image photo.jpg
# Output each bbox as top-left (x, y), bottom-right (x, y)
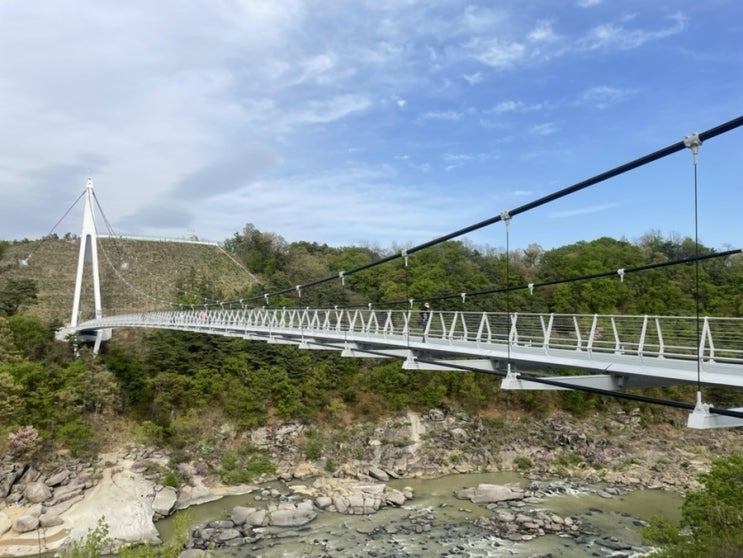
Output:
top-left (419, 301), bottom-right (430, 327)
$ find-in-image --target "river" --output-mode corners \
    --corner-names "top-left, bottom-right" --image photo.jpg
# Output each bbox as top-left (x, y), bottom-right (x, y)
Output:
top-left (157, 472), bottom-right (682, 557)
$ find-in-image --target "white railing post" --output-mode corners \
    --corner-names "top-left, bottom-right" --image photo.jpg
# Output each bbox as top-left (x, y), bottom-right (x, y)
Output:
top-left (587, 314), bottom-right (598, 353)
top-left (638, 315), bottom-right (648, 357)
top-left (655, 317), bottom-right (665, 358)
top-left (700, 316), bottom-right (714, 361)
top-left (509, 312), bottom-right (518, 344)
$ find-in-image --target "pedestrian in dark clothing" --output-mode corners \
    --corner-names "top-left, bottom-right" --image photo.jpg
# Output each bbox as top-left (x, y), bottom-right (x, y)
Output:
top-left (420, 301), bottom-right (430, 327)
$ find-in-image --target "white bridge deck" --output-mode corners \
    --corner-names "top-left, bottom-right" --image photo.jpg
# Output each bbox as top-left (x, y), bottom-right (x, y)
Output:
top-left (64, 308), bottom-right (743, 429)
top-left (70, 308), bottom-right (743, 383)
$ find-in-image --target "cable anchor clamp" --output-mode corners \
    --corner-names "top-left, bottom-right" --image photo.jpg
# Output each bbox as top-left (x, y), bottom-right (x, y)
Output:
top-left (683, 132), bottom-right (702, 164)
top-left (500, 210), bottom-right (511, 232)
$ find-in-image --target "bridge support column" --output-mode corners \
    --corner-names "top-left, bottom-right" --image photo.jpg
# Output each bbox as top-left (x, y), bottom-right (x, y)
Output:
top-left (499, 364), bottom-right (523, 390)
top-left (687, 392), bottom-right (743, 429)
top-left (69, 178), bottom-right (108, 353)
top-left (71, 179), bottom-right (103, 328)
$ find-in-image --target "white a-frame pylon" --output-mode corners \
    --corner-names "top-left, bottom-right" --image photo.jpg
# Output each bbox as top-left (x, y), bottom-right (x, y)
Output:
top-left (69, 178), bottom-right (110, 352)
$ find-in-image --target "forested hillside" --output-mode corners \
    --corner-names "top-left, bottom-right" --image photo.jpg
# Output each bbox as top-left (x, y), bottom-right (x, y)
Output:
top-left (1, 226), bottom-right (743, 463)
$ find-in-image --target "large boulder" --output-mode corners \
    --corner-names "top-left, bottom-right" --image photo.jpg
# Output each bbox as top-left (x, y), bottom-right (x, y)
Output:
top-left (13, 514), bottom-right (39, 533)
top-left (454, 483), bottom-right (525, 504)
top-left (267, 501), bottom-right (316, 527)
top-left (152, 486), bottom-right (178, 517)
top-left (0, 464), bottom-right (26, 499)
top-left (230, 506), bottom-right (269, 527)
top-left (24, 481), bottom-right (52, 503)
top-left (45, 470), bottom-right (70, 487)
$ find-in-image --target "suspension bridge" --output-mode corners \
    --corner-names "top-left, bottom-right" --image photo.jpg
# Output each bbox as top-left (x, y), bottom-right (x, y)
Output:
top-left (51, 115), bottom-right (743, 430)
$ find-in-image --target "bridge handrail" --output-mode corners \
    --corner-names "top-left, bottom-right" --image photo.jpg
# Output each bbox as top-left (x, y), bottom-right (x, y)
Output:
top-left (75, 309), bottom-right (743, 364)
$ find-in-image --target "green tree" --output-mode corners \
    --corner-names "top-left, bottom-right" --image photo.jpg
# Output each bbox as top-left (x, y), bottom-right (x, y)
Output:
top-left (644, 452), bottom-right (743, 557)
top-left (0, 317), bottom-right (23, 364)
top-left (7, 313), bottom-right (54, 360)
top-left (0, 370), bottom-right (24, 425)
top-left (0, 278), bottom-right (38, 316)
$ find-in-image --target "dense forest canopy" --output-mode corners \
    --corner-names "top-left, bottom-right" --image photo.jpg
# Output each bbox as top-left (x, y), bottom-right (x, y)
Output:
top-left (220, 224), bottom-right (743, 317)
top-left (1, 225), bottom-right (742, 462)
top-left (4, 226), bottom-right (743, 556)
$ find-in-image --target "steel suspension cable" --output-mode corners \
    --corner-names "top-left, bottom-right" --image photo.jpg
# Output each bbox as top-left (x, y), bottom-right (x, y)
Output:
top-left (685, 133), bottom-right (704, 397)
top-left (20, 189), bottom-right (86, 263)
top-left (316, 248), bottom-right (740, 311)
top-left (333, 344), bottom-right (743, 420)
top-left (502, 212), bottom-right (512, 371)
top-left (231, 115), bottom-right (743, 308)
top-left (92, 191), bottom-right (222, 307)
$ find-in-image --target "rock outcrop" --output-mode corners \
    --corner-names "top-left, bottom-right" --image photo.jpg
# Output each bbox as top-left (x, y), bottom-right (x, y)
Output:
top-left (0, 407), bottom-right (737, 556)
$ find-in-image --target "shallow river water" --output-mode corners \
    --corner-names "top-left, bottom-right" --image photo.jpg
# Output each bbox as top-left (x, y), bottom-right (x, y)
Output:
top-left (157, 472), bottom-right (682, 557)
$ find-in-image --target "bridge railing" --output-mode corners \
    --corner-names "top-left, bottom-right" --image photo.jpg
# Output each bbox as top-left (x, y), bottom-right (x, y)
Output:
top-left (81, 308), bottom-right (743, 364)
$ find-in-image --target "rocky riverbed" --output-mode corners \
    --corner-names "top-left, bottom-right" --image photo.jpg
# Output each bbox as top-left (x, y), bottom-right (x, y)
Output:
top-left (0, 408), bottom-right (739, 556)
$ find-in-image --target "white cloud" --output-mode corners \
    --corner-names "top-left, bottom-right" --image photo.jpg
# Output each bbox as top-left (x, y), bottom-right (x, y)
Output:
top-left (289, 94), bottom-right (372, 125)
top-left (423, 110), bottom-right (463, 121)
top-left (467, 37), bottom-right (526, 68)
top-left (459, 4), bottom-right (507, 34)
top-left (393, 96), bottom-right (408, 108)
top-left (580, 85), bottom-right (633, 108)
top-left (463, 72), bottom-right (484, 85)
top-left (528, 20), bottom-right (559, 44)
top-left (489, 100), bottom-right (525, 113)
top-left (549, 203), bottom-right (615, 218)
top-left (291, 53), bottom-right (340, 86)
top-left (580, 13), bottom-right (686, 51)
top-left (529, 122), bottom-right (558, 136)
top-left (499, 101), bottom-right (525, 113)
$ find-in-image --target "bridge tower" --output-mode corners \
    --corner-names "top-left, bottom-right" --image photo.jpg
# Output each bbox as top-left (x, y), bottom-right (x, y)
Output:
top-left (68, 178), bottom-right (110, 352)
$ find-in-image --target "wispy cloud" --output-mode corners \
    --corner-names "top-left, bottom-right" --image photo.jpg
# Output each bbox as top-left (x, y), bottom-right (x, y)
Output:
top-left (528, 20), bottom-right (559, 44)
top-left (529, 122), bottom-right (558, 136)
top-left (487, 100), bottom-right (544, 114)
top-left (550, 203), bottom-right (615, 218)
top-left (466, 37), bottom-right (526, 69)
top-left (423, 110), bottom-right (463, 121)
top-left (463, 72), bottom-right (484, 85)
top-left (289, 94), bottom-right (372, 125)
top-left (579, 13), bottom-right (686, 51)
top-left (580, 85), bottom-right (634, 108)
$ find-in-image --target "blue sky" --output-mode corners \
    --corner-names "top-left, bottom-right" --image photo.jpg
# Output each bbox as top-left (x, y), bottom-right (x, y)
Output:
top-left (1, 0), bottom-right (742, 253)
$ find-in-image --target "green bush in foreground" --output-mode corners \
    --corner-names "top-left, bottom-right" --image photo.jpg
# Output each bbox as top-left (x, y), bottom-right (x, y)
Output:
top-left (60, 513), bottom-right (193, 558)
top-left (643, 452), bottom-right (743, 557)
